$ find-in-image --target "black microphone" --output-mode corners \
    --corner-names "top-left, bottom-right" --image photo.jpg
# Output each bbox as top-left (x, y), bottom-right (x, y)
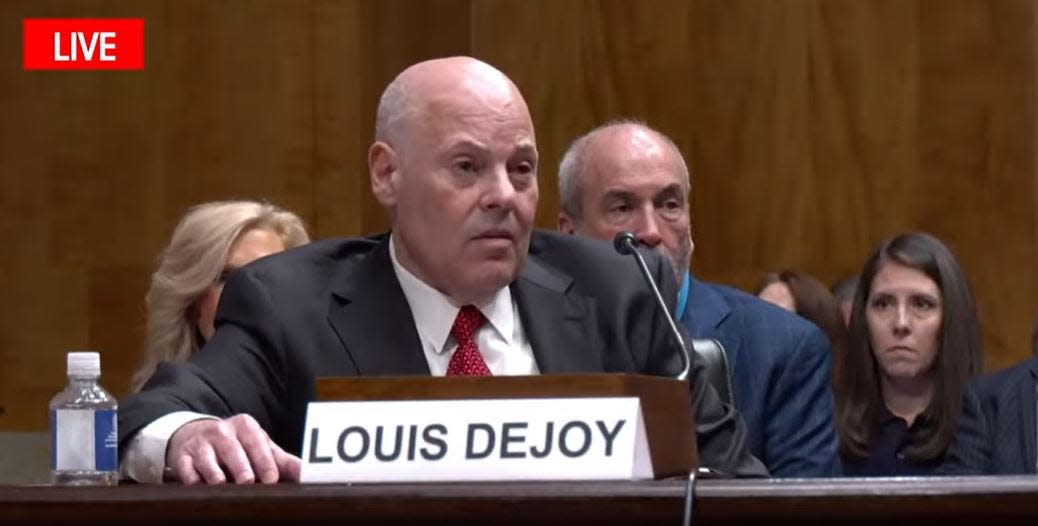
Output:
top-left (613, 231), bottom-right (691, 381)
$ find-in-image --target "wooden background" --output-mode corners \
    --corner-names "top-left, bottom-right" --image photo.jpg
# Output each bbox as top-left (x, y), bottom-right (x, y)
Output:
top-left (1, 0), bottom-right (1035, 430)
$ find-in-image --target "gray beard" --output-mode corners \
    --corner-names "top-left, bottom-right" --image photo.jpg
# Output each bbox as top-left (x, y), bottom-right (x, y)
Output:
top-left (650, 244), bottom-right (691, 284)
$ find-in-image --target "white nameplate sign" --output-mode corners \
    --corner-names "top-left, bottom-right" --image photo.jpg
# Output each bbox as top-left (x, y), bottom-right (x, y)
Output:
top-left (300, 397), bottom-right (652, 483)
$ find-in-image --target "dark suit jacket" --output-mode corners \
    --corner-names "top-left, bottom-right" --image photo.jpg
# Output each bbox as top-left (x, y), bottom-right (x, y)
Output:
top-left (942, 356), bottom-right (1038, 475)
top-left (680, 276), bottom-right (837, 477)
top-left (120, 231), bottom-right (767, 477)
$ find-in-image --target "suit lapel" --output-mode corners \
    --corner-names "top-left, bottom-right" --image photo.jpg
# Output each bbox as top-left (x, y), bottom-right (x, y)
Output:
top-left (326, 236), bottom-right (600, 376)
top-left (327, 237), bottom-right (431, 376)
top-left (683, 275), bottom-right (731, 336)
top-left (1021, 359), bottom-right (1038, 472)
top-left (684, 275), bottom-right (739, 365)
top-left (513, 255), bottom-right (601, 373)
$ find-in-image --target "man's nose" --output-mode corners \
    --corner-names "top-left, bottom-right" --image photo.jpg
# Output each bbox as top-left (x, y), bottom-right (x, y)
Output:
top-left (481, 166), bottom-right (517, 210)
top-left (636, 208), bottom-right (663, 247)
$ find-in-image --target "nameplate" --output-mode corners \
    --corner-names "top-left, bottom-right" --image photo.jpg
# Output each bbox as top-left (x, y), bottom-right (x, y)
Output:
top-left (300, 397), bottom-right (652, 483)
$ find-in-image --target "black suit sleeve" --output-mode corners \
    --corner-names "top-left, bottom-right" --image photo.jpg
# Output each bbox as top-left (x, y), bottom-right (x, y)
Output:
top-left (118, 267), bottom-right (301, 454)
top-left (940, 382), bottom-right (991, 475)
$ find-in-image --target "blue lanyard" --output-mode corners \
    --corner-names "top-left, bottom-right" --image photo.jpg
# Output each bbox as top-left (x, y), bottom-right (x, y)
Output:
top-left (675, 271), bottom-right (690, 320)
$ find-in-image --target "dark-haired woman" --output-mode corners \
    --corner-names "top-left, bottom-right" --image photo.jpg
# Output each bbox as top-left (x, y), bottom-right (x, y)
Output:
top-left (836, 232), bottom-right (982, 476)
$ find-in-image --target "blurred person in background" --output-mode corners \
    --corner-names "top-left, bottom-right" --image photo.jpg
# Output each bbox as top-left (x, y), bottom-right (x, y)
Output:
top-left (942, 353), bottom-right (1037, 475)
top-left (830, 275), bottom-right (859, 327)
top-left (757, 270), bottom-right (849, 391)
top-left (131, 200), bottom-right (310, 391)
top-left (940, 308), bottom-right (1038, 474)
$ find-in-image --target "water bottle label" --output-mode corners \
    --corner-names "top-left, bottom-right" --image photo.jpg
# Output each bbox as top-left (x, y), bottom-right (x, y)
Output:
top-left (95, 410), bottom-right (118, 471)
top-left (51, 409), bottom-right (118, 471)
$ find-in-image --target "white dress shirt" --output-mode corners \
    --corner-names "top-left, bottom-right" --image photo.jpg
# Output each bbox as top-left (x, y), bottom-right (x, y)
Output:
top-left (122, 235), bottom-right (538, 482)
top-left (389, 234), bottom-right (538, 376)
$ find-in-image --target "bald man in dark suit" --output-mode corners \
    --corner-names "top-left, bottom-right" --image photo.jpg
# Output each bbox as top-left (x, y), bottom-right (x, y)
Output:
top-left (119, 57), bottom-right (766, 484)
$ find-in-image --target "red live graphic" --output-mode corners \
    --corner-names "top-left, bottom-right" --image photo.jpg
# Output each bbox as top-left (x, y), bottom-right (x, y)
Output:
top-left (23, 18), bottom-right (144, 70)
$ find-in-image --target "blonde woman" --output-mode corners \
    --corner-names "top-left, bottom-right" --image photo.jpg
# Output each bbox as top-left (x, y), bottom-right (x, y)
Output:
top-left (131, 200), bottom-right (309, 391)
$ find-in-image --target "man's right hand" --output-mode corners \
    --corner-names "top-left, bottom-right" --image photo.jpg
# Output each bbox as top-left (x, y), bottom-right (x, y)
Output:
top-left (166, 413), bottom-right (302, 485)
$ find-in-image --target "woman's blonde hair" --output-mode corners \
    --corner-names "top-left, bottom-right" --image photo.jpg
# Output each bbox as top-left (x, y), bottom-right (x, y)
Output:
top-left (131, 200), bottom-right (309, 391)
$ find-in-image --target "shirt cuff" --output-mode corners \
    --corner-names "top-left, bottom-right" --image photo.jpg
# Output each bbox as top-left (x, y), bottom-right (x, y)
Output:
top-left (120, 411), bottom-right (217, 484)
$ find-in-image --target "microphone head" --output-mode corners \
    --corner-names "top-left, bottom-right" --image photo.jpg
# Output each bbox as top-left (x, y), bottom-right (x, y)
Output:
top-left (613, 231), bottom-right (639, 255)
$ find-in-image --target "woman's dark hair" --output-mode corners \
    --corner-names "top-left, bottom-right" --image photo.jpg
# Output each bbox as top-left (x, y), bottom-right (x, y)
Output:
top-left (759, 270), bottom-right (849, 384)
top-left (836, 232), bottom-right (982, 463)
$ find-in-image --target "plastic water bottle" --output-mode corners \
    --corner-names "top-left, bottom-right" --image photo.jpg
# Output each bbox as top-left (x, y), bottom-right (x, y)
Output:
top-left (49, 351), bottom-right (118, 486)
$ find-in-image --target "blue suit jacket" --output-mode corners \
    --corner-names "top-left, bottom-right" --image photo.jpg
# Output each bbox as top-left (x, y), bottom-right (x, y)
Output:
top-left (942, 356), bottom-right (1037, 474)
top-left (680, 275), bottom-right (837, 476)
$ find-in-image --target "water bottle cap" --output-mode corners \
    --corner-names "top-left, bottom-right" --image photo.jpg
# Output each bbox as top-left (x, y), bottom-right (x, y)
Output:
top-left (67, 351), bottom-right (100, 377)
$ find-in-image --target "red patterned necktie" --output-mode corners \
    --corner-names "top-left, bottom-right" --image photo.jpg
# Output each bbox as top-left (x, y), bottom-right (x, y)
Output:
top-left (446, 305), bottom-right (492, 376)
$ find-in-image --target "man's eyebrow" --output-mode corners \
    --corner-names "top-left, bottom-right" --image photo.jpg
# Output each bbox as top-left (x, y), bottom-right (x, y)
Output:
top-left (444, 139), bottom-right (488, 153)
top-left (514, 142), bottom-right (538, 156)
top-left (655, 183), bottom-right (686, 199)
top-left (602, 189), bottom-right (637, 202)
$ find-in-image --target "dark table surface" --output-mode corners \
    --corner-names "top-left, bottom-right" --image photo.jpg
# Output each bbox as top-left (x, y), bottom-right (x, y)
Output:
top-left (2, 476), bottom-right (1037, 524)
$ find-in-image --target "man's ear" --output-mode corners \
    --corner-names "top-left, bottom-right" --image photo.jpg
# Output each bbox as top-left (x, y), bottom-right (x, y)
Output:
top-left (558, 212), bottom-right (576, 234)
top-left (369, 141), bottom-right (399, 207)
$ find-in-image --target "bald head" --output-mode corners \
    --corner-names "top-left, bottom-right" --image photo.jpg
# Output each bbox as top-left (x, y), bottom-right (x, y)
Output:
top-left (558, 121), bottom-right (693, 279)
top-left (559, 121), bottom-right (689, 222)
top-left (368, 56), bottom-right (539, 305)
top-left (375, 57), bottom-right (532, 149)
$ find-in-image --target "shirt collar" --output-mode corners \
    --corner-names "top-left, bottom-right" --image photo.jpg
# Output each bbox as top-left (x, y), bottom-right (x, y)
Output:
top-left (389, 234), bottom-right (515, 354)
top-left (675, 270), bottom-right (690, 319)
top-left (878, 403), bottom-right (930, 430)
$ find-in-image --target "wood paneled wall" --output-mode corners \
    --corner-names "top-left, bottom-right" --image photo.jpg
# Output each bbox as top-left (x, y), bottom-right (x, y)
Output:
top-left (1, 0), bottom-right (1035, 430)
